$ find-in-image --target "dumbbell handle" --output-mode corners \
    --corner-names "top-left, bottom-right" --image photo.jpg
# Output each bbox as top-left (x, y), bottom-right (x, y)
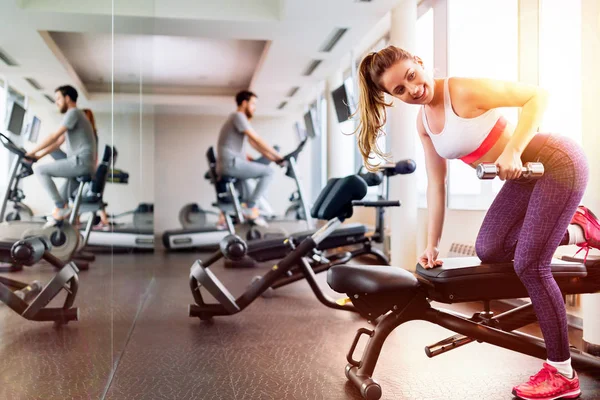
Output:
top-left (476, 162), bottom-right (544, 180)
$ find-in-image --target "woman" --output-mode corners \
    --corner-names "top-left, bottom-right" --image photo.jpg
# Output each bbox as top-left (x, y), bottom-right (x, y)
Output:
top-left (82, 108), bottom-right (110, 227)
top-left (356, 45), bottom-right (599, 400)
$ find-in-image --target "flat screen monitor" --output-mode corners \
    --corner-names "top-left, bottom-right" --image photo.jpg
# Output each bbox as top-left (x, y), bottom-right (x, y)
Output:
top-left (294, 121), bottom-right (307, 143)
top-left (7, 102), bottom-right (26, 135)
top-left (303, 110), bottom-right (318, 138)
top-left (28, 116), bottom-right (41, 143)
top-left (331, 83), bottom-right (352, 123)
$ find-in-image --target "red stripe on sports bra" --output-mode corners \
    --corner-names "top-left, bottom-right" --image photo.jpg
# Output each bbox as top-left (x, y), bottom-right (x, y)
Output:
top-left (460, 116), bottom-right (507, 164)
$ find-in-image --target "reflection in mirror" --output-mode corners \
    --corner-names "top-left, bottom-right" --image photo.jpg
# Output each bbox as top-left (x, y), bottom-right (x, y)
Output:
top-left (0, 1), bottom-right (122, 399)
top-left (0, 1), bottom-right (156, 399)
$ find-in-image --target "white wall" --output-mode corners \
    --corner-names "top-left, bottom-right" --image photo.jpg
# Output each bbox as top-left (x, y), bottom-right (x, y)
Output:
top-left (153, 112), bottom-right (310, 233)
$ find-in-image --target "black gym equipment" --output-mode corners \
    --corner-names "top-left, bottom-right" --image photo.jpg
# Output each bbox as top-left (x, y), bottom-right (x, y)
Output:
top-left (327, 162), bottom-right (600, 400)
top-left (224, 159), bottom-right (415, 269)
top-left (0, 236), bottom-right (79, 325)
top-left (188, 174), bottom-right (400, 320)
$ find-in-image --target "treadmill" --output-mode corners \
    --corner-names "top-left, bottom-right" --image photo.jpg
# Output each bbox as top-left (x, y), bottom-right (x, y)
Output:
top-left (85, 203), bottom-right (154, 251)
top-left (84, 160), bottom-right (154, 252)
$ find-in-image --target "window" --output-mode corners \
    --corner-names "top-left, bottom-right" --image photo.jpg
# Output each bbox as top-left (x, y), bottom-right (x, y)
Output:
top-left (4, 85), bottom-right (27, 129)
top-left (415, 5), bottom-right (434, 208)
top-left (538, 0), bottom-right (581, 144)
top-left (446, 0), bottom-right (518, 209)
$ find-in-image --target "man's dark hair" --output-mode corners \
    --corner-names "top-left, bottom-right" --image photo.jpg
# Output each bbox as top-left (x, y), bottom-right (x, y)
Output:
top-left (235, 90), bottom-right (257, 106)
top-left (55, 85), bottom-right (79, 103)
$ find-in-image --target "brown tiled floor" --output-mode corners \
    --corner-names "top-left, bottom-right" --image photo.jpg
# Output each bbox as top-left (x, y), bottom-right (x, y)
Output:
top-left (1, 252), bottom-right (599, 399)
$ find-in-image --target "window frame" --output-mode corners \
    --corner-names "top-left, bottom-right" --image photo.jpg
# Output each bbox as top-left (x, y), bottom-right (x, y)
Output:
top-left (441, 0), bottom-right (520, 210)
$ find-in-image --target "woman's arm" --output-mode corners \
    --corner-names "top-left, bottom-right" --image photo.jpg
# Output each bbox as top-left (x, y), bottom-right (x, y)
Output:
top-left (417, 109), bottom-right (447, 249)
top-left (452, 77), bottom-right (549, 179)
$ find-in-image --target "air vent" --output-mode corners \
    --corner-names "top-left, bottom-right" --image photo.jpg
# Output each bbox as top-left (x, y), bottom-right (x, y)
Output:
top-left (43, 94), bottom-right (55, 104)
top-left (25, 78), bottom-right (43, 90)
top-left (303, 60), bottom-right (322, 76)
top-left (320, 28), bottom-right (348, 53)
top-left (287, 87), bottom-right (300, 97)
top-left (0, 47), bottom-right (18, 66)
top-left (277, 101), bottom-right (287, 110)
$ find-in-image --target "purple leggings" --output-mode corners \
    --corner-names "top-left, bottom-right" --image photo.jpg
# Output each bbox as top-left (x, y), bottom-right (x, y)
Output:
top-left (475, 134), bottom-right (589, 362)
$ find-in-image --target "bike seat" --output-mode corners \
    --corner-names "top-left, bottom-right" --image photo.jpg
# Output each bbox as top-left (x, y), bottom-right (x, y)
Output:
top-left (327, 265), bottom-right (419, 294)
top-left (76, 175), bottom-right (92, 183)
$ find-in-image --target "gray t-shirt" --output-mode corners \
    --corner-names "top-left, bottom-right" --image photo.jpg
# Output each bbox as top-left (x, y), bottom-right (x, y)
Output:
top-left (62, 108), bottom-right (96, 164)
top-left (216, 111), bottom-right (252, 164)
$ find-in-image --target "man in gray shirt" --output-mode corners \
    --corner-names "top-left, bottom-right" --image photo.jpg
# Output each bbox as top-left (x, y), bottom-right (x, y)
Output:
top-left (26, 85), bottom-right (96, 220)
top-left (217, 90), bottom-right (283, 223)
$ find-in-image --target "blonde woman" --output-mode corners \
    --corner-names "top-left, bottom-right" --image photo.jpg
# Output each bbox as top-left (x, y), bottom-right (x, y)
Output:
top-left (356, 45), bottom-right (598, 400)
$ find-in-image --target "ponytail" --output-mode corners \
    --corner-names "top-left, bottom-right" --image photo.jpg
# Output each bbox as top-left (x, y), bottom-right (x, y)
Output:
top-left (355, 53), bottom-right (392, 172)
top-left (352, 46), bottom-right (414, 171)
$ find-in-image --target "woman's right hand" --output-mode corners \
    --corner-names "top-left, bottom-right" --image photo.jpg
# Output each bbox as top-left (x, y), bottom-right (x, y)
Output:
top-left (418, 245), bottom-right (443, 269)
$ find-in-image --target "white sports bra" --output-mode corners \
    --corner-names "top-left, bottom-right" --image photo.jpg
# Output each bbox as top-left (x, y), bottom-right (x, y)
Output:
top-left (421, 78), bottom-right (505, 161)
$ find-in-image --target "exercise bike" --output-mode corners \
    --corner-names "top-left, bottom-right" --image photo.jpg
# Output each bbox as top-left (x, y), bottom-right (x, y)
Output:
top-left (1, 158), bottom-right (34, 222)
top-left (327, 162), bottom-right (600, 400)
top-left (177, 145), bottom-right (295, 230)
top-left (207, 139), bottom-right (313, 241)
top-left (164, 139), bottom-right (314, 252)
top-left (0, 133), bottom-right (86, 271)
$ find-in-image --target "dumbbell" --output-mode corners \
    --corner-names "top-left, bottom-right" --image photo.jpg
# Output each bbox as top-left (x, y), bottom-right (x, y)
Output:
top-left (476, 162), bottom-right (544, 180)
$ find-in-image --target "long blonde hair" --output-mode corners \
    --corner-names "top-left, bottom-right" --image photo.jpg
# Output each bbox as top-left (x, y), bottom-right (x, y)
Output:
top-left (356, 45), bottom-right (414, 171)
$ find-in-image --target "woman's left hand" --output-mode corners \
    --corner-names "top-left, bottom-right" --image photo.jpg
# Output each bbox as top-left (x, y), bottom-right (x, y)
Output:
top-left (494, 148), bottom-right (523, 180)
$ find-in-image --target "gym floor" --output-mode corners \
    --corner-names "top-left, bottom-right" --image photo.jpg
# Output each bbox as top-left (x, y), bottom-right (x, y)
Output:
top-left (1, 253), bottom-right (600, 400)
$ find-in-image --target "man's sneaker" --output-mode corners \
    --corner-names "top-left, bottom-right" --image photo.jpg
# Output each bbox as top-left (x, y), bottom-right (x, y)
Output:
top-left (251, 216), bottom-right (269, 228)
top-left (512, 363), bottom-right (581, 400)
top-left (241, 204), bottom-right (268, 227)
top-left (51, 206), bottom-right (72, 221)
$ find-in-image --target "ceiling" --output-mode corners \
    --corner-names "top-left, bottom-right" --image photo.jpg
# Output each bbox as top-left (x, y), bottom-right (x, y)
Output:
top-left (49, 32), bottom-right (267, 94)
top-left (0, 0), bottom-right (401, 116)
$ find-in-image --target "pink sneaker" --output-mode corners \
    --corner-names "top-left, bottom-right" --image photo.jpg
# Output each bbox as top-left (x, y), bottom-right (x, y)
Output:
top-left (512, 363), bottom-right (581, 400)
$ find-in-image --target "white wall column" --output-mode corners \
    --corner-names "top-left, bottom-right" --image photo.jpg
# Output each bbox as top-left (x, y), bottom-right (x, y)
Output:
top-left (580, 0), bottom-right (600, 355)
top-left (388, 0), bottom-right (418, 268)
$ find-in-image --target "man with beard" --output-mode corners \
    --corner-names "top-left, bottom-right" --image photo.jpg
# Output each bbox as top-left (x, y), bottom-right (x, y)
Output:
top-left (26, 85), bottom-right (96, 221)
top-left (216, 90), bottom-right (283, 225)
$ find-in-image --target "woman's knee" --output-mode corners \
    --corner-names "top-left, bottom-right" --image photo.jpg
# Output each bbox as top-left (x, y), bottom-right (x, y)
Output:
top-left (475, 233), bottom-right (507, 263)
